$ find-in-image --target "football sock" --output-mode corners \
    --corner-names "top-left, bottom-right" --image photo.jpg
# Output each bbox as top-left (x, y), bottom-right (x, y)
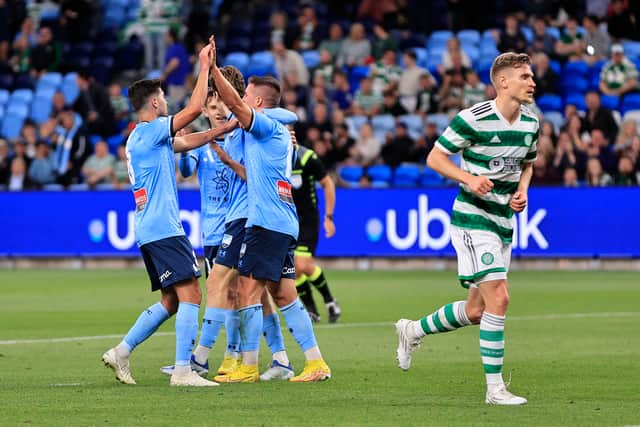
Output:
top-left (263, 313), bottom-right (286, 354)
top-left (295, 275), bottom-right (318, 315)
top-left (225, 309), bottom-right (241, 356)
top-left (309, 266), bottom-right (334, 304)
top-left (121, 302), bottom-right (170, 356)
top-left (175, 302), bottom-right (199, 366)
top-left (413, 301), bottom-right (472, 337)
top-left (194, 307), bottom-right (226, 364)
top-left (281, 299), bottom-right (317, 352)
top-left (480, 312), bottom-right (505, 387)
top-left (239, 304), bottom-right (263, 366)
top-left (303, 346), bottom-right (322, 361)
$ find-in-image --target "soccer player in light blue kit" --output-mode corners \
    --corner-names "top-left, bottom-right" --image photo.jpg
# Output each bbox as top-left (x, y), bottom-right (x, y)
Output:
top-left (210, 37), bottom-right (331, 383)
top-left (101, 39), bottom-right (237, 387)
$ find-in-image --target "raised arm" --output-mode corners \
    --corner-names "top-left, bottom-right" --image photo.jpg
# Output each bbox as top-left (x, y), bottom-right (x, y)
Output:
top-left (172, 38), bottom-right (213, 134)
top-left (210, 37), bottom-right (253, 128)
top-left (173, 119), bottom-right (238, 153)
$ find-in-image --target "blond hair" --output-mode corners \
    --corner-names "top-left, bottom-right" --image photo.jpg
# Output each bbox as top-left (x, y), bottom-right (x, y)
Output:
top-left (490, 52), bottom-right (531, 87)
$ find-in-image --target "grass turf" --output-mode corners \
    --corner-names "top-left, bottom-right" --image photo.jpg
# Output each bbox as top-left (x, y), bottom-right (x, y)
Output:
top-left (0, 269), bottom-right (638, 426)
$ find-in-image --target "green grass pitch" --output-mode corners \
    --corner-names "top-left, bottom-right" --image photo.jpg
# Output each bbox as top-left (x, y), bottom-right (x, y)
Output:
top-left (0, 269), bottom-right (638, 426)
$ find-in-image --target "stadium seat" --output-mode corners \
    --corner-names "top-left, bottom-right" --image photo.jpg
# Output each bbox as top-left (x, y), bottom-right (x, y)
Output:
top-left (546, 27), bottom-right (561, 39)
top-left (543, 111), bottom-right (565, 133)
top-left (348, 66), bottom-right (370, 92)
top-left (622, 109), bottom-right (640, 123)
top-left (103, 8), bottom-right (126, 29)
top-left (42, 183), bottom-right (64, 190)
top-left (61, 79), bottom-right (79, 106)
top-left (622, 41), bottom-right (640, 60)
top-left (410, 47), bottom-right (428, 68)
top-left (520, 26), bottom-right (533, 43)
top-left (427, 30), bottom-right (453, 50)
top-left (393, 164), bottom-right (421, 187)
top-left (420, 167), bottom-right (444, 187)
top-left (338, 165), bottom-right (363, 186)
top-left (564, 93), bottom-right (587, 111)
top-left (371, 114), bottom-right (396, 134)
top-left (91, 56), bottom-right (114, 85)
top-left (537, 94), bottom-right (563, 113)
top-left (560, 76), bottom-right (588, 95)
top-left (36, 73), bottom-right (62, 92)
top-left (398, 114), bottom-right (424, 136)
top-left (479, 44), bottom-right (499, 61)
top-left (223, 52), bottom-right (250, 76)
top-left (302, 50), bottom-right (321, 69)
top-left (9, 89), bottom-right (34, 105)
top-left (30, 95), bottom-right (54, 124)
top-left (600, 95), bottom-right (619, 111)
top-left (427, 113), bottom-right (450, 134)
top-left (0, 89), bottom-right (8, 106)
top-left (69, 183), bottom-right (90, 191)
top-left (621, 94), bottom-right (640, 114)
top-left (464, 46), bottom-right (480, 67)
top-left (345, 115), bottom-right (368, 137)
top-left (1, 112), bottom-right (25, 140)
top-left (247, 51), bottom-right (276, 76)
top-left (6, 102), bottom-right (29, 118)
top-left (457, 29), bottom-right (480, 46)
top-left (226, 37), bottom-right (251, 53)
top-left (146, 69), bottom-right (162, 79)
top-left (549, 60), bottom-right (561, 75)
top-left (367, 165), bottom-right (392, 186)
top-left (564, 60), bottom-right (589, 78)
top-left (115, 38), bottom-right (144, 71)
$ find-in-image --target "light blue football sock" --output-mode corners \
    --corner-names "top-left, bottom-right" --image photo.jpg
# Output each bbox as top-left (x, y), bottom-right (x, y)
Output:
top-left (263, 313), bottom-right (286, 354)
top-left (239, 304), bottom-right (263, 354)
top-left (225, 309), bottom-right (241, 354)
top-left (198, 307), bottom-right (226, 348)
top-left (175, 302), bottom-right (200, 366)
top-left (122, 302), bottom-right (169, 353)
top-left (281, 299), bottom-right (317, 352)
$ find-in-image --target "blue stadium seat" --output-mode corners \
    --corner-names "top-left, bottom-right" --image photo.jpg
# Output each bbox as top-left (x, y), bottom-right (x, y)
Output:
top-left (398, 114), bottom-right (424, 136)
top-left (103, 8), bottom-right (126, 29)
top-left (464, 46), bottom-right (480, 67)
top-left (621, 94), bottom-right (640, 114)
top-left (146, 69), bottom-right (162, 79)
top-left (42, 183), bottom-right (64, 190)
top-left (371, 114), bottom-right (396, 134)
top-left (367, 165), bottom-right (392, 186)
top-left (420, 167), bottom-right (444, 187)
top-left (543, 111), bottom-right (565, 133)
top-left (36, 73), bottom-right (62, 92)
top-left (0, 104), bottom-right (4, 119)
top-left (427, 30), bottom-right (453, 50)
top-left (247, 51), bottom-right (275, 76)
top-left (564, 60), bottom-right (589, 78)
top-left (10, 89), bottom-right (34, 105)
top-left (6, 102), bottom-right (29, 117)
top-left (302, 50), bottom-right (321, 69)
top-left (589, 59), bottom-right (607, 79)
top-left (546, 27), bottom-right (561, 39)
top-left (600, 95), bottom-right (619, 111)
top-left (393, 164), bottom-right (421, 187)
top-left (226, 37), bottom-right (251, 53)
top-left (561, 76), bottom-right (588, 95)
top-left (338, 165), bottom-right (363, 186)
top-left (520, 26), bottom-right (534, 43)
top-left (480, 37), bottom-right (497, 52)
top-left (223, 52), bottom-right (250, 76)
top-left (427, 113), bottom-right (450, 134)
top-left (564, 93), bottom-right (587, 111)
top-left (0, 89), bottom-right (8, 106)
top-left (1, 112), bottom-right (25, 140)
top-left (457, 29), bottom-right (480, 46)
top-left (537, 94), bottom-right (563, 113)
top-left (348, 65), bottom-right (370, 92)
top-left (479, 44), bottom-right (499, 61)
top-left (549, 60), bottom-right (561, 75)
top-left (61, 79), bottom-right (79, 106)
top-left (30, 95), bottom-right (54, 124)
top-left (410, 47), bottom-right (428, 68)
top-left (622, 41), bottom-right (640, 60)
top-left (345, 115), bottom-right (368, 137)
top-left (115, 38), bottom-right (144, 71)
top-left (91, 56), bottom-right (114, 85)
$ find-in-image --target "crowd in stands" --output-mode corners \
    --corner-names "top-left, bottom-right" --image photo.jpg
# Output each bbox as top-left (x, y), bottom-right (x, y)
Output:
top-left (0, 0), bottom-right (639, 190)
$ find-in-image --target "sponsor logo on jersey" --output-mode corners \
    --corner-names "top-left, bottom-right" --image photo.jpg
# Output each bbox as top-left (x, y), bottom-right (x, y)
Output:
top-left (159, 270), bottom-right (173, 282)
top-left (277, 180), bottom-right (294, 204)
top-left (133, 188), bottom-right (148, 212)
top-left (282, 266), bottom-right (295, 275)
top-left (490, 135), bottom-right (501, 143)
top-left (290, 174), bottom-right (303, 189)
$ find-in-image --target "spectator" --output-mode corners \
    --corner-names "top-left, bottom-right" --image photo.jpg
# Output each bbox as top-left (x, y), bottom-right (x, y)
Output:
top-left (270, 11), bottom-right (294, 48)
top-left (336, 23), bottom-right (371, 68)
top-left (582, 15), bottom-right (610, 64)
top-left (29, 26), bottom-right (62, 76)
top-left (0, 138), bottom-right (10, 184)
top-left (51, 108), bottom-right (90, 186)
top-left (283, 88), bottom-right (307, 123)
top-left (350, 122), bottom-right (381, 166)
top-left (554, 16), bottom-right (584, 62)
top-left (528, 16), bottom-right (556, 57)
top-left (7, 157), bottom-right (33, 191)
top-left (81, 140), bottom-right (115, 187)
top-left (329, 123), bottom-right (355, 167)
top-left (138, 0), bottom-right (175, 70)
top-left (415, 72), bottom-right (438, 115)
top-left (584, 91), bottom-right (619, 143)
top-left (318, 23), bottom-right (344, 63)
top-left (293, 5), bottom-right (321, 51)
top-left (162, 28), bottom-right (190, 111)
top-left (60, 0), bottom-right (94, 44)
top-left (442, 36), bottom-right (471, 71)
top-left (607, 0), bottom-right (639, 41)
top-left (352, 77), bottom-right (383, 116)
top-left (615, 155), bottom-right (638, 185)
top-left (312, 49), bottom-right (335, 88)
top-left (357, 0), bottom-right (398, 24)
top-left (273, 41), bottom-right (309, 87)
top-left (19, 120), bottom-right (39, 159)
top-left (73, 69), bottom-right (117, 137)
top-left (438, 52), bottom-right (468, 114)
top-left (533, 152), bottom-right (562, 185)
top-left (331, 70), bottom-right (353, 111)
top-left (381, 89), bottom-right (408, 116)
top-left (565, 113), bottom-right (588, 152)
top-left (532, 52), bottom-right (559, 98)
top-left (614, 119), bottom-right (640, 157)
top-left (381, 122), bottom-right (413, 168)
top-left (112, 144), bottom-right (130, 188)
top-left (540, 120), bottom-right (558, 144)
top-left (10, 16), bottom-right (37, 73)
top-left (553, 131), bottom-right (583, 175)
top-left (536, 134), bottom-right (556, 160)
top-left (371, 24), bottom-right (399, 60)
top-left (463, 70), bottom-right (486, 108)
top-left (563, 167), bottom-right (580, 187)
top-left (309, 102), bottom-right (333, 134)
top-left (585, 156), bottom-right (613, 186)
top-left (399, 50), bottom-right (430, 112)
top-left (599, 44), bottom-right (639, 98)
top-left (28, 141), bottom-right (57, 187)
top-left (109, 82), bottom-right (130, 121)
top-left (9, 140), bottom-right (32, 170)
top-left (497, 14), bottom-right (527, 53)
top-left (0, 0), bottom-right (8, 62)
top-left (370, 49), bottom-right (402, 95)
top-left (585, 129), bottom-right (617, 174)
top-left (411, 122), bottom-right (439, 163)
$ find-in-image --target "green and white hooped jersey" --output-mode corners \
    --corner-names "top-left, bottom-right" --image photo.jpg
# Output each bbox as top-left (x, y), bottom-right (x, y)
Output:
top-left (435, 100), bottom-right (539, 244)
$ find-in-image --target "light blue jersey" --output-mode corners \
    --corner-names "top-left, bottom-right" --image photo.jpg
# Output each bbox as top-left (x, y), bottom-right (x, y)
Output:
top-left (180, 139), bottom-right (231, 246)
top-left (225, 108), bottom-right (297, 226)
top-left (244, 108), bottom-right (299, 239)
top-left (126, 116), bottom-right (184, 246)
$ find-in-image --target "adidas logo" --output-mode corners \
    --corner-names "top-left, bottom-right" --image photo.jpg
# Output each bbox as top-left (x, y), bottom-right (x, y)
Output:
top-left (490, 135), bottom-right (501, 143)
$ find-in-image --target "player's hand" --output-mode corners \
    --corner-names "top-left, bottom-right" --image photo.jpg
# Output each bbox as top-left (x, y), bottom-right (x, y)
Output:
top-left (210, 141), bottom-right (231, 164)
top-left (199, 37), bottom-right (213, 69)
top-left (510, 190), bottom-right (527, 213)
top-left (208, 35), bottom-right (217, 67)
top-left (324, 216), bottom-right (336, 238)
top-left (290, 129), bottom-right (297, 145)
top-left (467, 175), bottom-right (494, 196)
top-left (224, 118), bottom-right (239, 132)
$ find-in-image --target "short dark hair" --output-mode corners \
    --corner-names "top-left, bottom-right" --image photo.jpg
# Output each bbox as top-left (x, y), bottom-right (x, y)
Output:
top-left (490, 52), bottom-right (531, 86)
top-left (128, 79), bottom-right (162, 112)
top-left (248, 75), bottom-right (281, 107)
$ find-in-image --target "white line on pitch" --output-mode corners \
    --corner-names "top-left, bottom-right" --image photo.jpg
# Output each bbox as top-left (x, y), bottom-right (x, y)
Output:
top-left (1, 312), bottom-right (638, 345)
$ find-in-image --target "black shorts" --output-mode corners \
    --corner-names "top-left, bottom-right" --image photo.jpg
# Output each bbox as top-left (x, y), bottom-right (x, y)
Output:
top-left (203, 245), bottom-right (219, 278)
top-left (140, 235), bottom-right (201, 292)
top-left (215, 218), bottom-right (247, 269)
top-left (238, 226), bottom-right (296, 283)
top-left (295, 223), bottom-right (319, 256)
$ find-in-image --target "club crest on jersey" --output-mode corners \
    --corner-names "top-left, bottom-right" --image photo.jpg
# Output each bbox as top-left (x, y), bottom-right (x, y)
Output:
top-left (524, 134), bottom-right (533, 146)
top-left (221, 234), bottom-right (233, 249)
top-left (277, 180), bottom-right (294, 204)
top-left (133, 188), bottom-right (148, 212)
top-left (290, 174), bottom-right (303, 189)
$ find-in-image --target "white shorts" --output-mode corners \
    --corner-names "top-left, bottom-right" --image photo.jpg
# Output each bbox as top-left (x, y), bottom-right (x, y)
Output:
top-left (450, 226), bottom-right (511, 289)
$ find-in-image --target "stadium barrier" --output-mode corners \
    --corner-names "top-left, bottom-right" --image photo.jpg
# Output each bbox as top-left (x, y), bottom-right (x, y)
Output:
top-left (1, 188), bottom-right (638, 258)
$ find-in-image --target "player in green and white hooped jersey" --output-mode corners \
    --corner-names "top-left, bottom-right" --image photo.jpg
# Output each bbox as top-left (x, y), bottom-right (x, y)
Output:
top-left (396, 52), bottom-right (538, 406)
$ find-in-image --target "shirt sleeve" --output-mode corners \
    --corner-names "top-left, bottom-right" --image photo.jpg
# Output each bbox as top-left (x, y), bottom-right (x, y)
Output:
top-left (435, 112), bottom-right (475, 154)
top-left (247, 109), bottom-right (277, 141)
top-left (524, 126), bottom-right (539, 163)
top-left (153, 116), bottom-right (174, 147)
top-left (306, 151), bottom-right (327, 181)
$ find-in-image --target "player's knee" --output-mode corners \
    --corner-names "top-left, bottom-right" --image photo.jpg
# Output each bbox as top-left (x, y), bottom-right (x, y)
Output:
top-left (161, 294), bottom-right (179, 315)
top-left (466, 306), bottom-right (484, 324)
